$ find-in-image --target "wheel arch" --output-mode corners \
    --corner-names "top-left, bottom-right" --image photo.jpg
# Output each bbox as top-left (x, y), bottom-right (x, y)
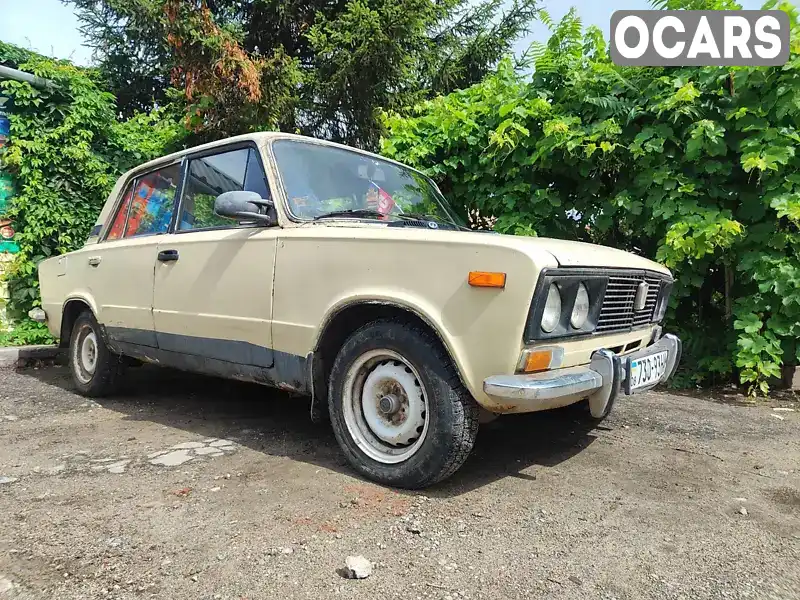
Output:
top-left (309, 299), bottom-right (471, 422)
top-left (59, 296), bottom-right (98, 348)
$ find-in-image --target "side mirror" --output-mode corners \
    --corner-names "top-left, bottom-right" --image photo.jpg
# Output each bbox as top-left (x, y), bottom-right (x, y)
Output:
top-left (214, 191), bottom-right (274, 223)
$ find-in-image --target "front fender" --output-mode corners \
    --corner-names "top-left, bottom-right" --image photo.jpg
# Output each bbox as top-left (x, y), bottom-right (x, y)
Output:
top-left (271, 228), bottom-right (556, 408)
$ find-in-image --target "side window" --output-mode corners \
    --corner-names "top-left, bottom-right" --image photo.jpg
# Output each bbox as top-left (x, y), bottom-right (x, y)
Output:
top-left (106, 182), bottom-right (134, 240)
top-left (179, 147), bottom-right (270, 231)
top-left (125, 165), bottom-right (181, 237)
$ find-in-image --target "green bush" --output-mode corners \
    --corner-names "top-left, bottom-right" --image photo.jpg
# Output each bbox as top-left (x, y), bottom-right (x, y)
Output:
top-left (0, 320), bottom-right (54, 346)
top-left (382, 5), bottom-right (800, 393)
top-left (0, 43), bottom-right (185, 342)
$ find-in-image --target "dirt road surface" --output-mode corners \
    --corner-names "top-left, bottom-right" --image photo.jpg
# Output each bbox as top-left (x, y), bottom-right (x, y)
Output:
top-left (0, 364), bottom-right (798, 600)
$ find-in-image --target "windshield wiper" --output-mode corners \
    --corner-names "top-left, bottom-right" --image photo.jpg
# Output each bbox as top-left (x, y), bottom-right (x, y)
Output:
top-left (312, 209), bottom-right (470, 231)
top-left (312, 209), bottom-right (387, 221)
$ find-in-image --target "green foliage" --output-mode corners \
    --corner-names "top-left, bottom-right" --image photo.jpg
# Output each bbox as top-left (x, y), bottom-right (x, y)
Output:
top-left (650, 0), bottom-right (742, 8)
top-left (0, 319), bottom-right (55, 347)
top-left (383, 6), bottom-right (800, 394)
top-left (0, 43), bottom-right (185, 324)
top-left (69, 0), bottom-right (539, 148)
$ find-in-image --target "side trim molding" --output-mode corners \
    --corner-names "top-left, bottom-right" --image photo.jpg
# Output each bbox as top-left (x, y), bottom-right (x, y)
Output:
top-left (107, 326), bottom-right (158, 348)
top-left (104, 327), bottom-right (309, 394)
top-left (156, 331), bottom-right (273, 368)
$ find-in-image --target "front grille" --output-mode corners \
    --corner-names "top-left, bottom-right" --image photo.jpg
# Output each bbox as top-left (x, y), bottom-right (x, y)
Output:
top-left (595, 273), bottom-right (665, 334)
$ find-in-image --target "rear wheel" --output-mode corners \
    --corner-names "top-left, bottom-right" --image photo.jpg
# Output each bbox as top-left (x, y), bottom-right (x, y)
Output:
top-left (69, 311), bottom-right (121, 397)
top-left (328, 320), bottom-right (479, 488)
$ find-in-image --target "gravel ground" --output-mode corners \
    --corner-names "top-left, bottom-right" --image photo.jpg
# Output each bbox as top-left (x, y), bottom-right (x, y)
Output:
top-left (0, 364), bottom-right (798, 600)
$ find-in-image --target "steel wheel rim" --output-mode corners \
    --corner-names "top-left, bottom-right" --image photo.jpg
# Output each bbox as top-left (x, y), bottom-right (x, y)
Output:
top-left (73, 325), bottom-right (97, 384)
top-left (342, 349), bottom-right (430, 464)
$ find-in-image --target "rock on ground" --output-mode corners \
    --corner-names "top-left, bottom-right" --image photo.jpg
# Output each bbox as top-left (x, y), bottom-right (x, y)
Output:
top-left (344, 556), bottom-right (372, 579)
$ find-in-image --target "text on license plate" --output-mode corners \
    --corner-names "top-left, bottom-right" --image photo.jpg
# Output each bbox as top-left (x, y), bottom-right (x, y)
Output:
top-left (628, 350), bottom-right (669, 392)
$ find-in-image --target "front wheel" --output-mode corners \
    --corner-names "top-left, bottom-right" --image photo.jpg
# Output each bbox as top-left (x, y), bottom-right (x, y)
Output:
top-left (69, 311), bottom-right (121, 397)
top-left (328, 320), bottom-right (479, 488)
top-left (566, 398), bottom-right (612, 425)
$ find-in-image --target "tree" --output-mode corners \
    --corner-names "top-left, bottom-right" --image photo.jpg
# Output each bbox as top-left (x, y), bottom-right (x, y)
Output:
top-left (381, 4), bottom-right (800, 393)
top-left (71, 0), bottom-right (173, 117)
top-left (69, 0), bottom-right (539, 147)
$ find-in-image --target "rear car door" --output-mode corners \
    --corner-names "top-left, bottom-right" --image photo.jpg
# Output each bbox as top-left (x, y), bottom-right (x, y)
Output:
top-left (151, 144), bottom-right (278, 367)
top-left (89, 161), bottom-right (181, 348)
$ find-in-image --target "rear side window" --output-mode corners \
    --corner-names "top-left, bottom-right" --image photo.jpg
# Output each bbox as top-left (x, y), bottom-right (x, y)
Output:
top-left (126, 165), bottom-right (180, 237)
top-left (105, 164), bottom-right (180, 239)
top-left (106, 183), bottom-right (133, 240)
top-left (178, 147), bottom-right (270, 231)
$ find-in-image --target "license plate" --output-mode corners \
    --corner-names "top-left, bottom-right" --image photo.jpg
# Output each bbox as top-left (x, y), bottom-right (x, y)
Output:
top-left (628, 350), bottom-right (669, 392)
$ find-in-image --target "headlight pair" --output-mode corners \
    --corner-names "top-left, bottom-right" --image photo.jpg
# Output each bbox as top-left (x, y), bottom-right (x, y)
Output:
top-left (541, 282), bottom-right (590, 332)
top-left (524, 271), bottom-right (609, 342)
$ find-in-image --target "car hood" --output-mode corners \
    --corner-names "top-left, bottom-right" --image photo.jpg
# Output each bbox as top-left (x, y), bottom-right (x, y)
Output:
top-left (306, 221), bottom-right (671, 276)
top-left (487, 233), bottom-right (671, 276)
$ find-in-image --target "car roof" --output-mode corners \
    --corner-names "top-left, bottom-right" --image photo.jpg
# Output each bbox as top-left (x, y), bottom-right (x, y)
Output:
top-left (122, 132), bottom-right (411, 180)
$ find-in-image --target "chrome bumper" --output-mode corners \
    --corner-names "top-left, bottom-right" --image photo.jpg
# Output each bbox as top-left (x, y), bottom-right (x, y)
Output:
top-left (28, 308), bottom-right (47, 323)
top-left (483, 334), bottom-right (682, 417)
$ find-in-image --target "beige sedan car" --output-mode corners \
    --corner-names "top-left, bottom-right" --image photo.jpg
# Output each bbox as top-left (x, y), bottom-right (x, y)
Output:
top-left (36, 133), bottom-right (680, 488)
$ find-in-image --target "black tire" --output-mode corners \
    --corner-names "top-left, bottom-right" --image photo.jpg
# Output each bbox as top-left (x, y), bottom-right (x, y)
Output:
top-left (567, 398), bottom-right (611, 424)
top-left (68, 311), bottom-right (121, 397)
top-left (328, 319), bottom-right (479, 489)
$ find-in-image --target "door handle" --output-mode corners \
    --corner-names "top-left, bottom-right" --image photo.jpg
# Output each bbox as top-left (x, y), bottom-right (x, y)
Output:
top-left (157, 249), bottom-right (179, 262)
top-left (88, 256), bottom-right (101, 266)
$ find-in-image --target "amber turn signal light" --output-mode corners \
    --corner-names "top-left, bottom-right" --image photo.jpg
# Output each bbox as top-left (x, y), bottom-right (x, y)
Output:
top-left (468, 271), bottom-right (506, 288)
top-left (521, 349), bottom-right (552, 373)
top-left (517, 347), bottom-right (564, 373)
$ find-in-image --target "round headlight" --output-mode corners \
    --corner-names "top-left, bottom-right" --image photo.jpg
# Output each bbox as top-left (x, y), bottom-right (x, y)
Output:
top-left (570, 283), bottom-right (590, 329)
top-left (541, 284), bottom-right (562, 333)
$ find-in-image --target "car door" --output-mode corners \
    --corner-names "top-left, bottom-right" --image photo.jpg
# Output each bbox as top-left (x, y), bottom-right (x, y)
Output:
top-left (88, 161), bottom-right (182, 347)
top-left (152, 144), bottom-right (278, 368)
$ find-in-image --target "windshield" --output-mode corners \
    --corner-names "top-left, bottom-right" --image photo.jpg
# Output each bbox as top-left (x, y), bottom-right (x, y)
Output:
top-left (272, 139), bottom-right (466, 228)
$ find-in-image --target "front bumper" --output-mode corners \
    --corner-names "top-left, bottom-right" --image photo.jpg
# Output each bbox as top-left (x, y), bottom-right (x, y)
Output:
top-left (483, 334), bottom-right (681, 417)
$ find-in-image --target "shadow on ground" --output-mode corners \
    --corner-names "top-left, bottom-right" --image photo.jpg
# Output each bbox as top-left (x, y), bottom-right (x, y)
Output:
top-left (21, 365), bottom-right (600, 497)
